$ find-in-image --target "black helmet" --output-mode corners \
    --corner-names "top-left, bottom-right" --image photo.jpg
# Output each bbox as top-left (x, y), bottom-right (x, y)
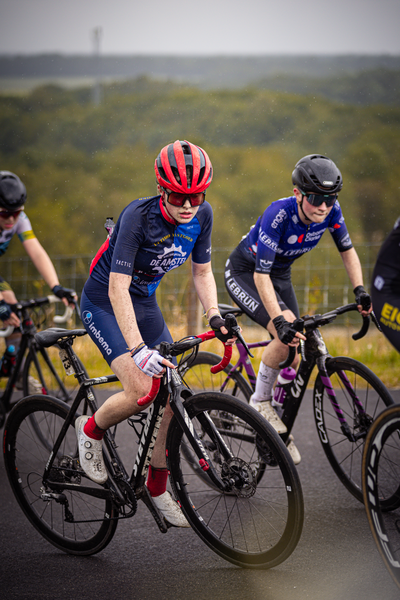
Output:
top-left (0, 171), bottom-right (27, 211)
top-left (292, 155), bottom-right (343, 195)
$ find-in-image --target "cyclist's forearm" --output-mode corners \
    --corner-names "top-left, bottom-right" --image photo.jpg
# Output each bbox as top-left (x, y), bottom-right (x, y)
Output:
top-left (192, 261), bottom-right (219, 319)
top-left (23, 238), bottom-right (60, 289)
top-left (340, 247), bottom-right (365, 289)
top-left (254, 272), bottom-right (282, 319)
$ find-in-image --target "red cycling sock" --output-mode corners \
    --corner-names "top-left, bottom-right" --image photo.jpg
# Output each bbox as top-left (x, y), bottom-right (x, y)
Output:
top-left (146, 465), bottom-right (168, 497)
top-left (83, 414), bottom-right (106, 440)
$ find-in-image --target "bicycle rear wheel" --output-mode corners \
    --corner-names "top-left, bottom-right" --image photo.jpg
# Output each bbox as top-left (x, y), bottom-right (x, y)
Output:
top-left (362, 404), bottom-right (400, 590)
top-left (23, 346), bottom-right (87, 402)
top-left (314, 356), bottom-right (394, 503)
top-left (3, 395), bottom-right (118, 555)
top-left (179, 351), bottom-right (252, 401)
top-left (166, 392), bottom-right (304, 569)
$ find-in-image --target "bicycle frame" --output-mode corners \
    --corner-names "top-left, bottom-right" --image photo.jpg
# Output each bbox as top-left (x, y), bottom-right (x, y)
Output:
top-left (0, 298), bottom-right (73, 415)
top-left (215, 319), bottom-right (374, 444)
top-left (41, 337), bottom-right (237, 530)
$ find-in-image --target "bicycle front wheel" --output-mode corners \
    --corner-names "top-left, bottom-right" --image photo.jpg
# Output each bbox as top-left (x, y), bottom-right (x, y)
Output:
top-left (3, 395), bottom-right (118, 555)
top-left (314, 356), bottom-right (394, 503)
top-left (166, 392), bottom-right (304, 569)
top-left (179, 351), bottom-right (252, 401)
top-left (362, 404), bottom-right (400, 590)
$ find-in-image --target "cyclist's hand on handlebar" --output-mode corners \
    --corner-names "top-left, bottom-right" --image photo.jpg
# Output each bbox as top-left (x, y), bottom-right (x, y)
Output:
top-left (131, 343), bottom-right (175, 378)
top-left (0, 299), bottom-right (20, 327)
top-left (209, 314), bottom-right (239, 345)
top-left (353, 285), bottom-right (372, 317)
top-left (52, 285), bottom-right (78, 307)
top-left (272, 315), bottom-right (306, 346)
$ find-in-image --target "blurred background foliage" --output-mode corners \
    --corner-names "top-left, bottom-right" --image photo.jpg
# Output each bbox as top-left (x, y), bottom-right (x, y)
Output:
top-left (0, 74), bottom-right (399, 262)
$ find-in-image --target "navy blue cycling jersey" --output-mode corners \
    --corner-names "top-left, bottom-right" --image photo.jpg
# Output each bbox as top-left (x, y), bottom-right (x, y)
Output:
top-left (88, 195), bottom-right (213, 298)
top-left (238, 196), bottom-right (353, 275)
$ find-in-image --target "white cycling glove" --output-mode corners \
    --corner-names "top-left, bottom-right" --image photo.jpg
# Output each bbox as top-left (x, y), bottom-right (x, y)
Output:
top-left (131, 344), bottom-right (164, 377)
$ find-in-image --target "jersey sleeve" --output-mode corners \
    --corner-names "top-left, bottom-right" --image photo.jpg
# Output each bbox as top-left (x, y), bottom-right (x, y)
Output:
top-left (328, 201), bottom-right (353, 252)
top-left (255, 203), bottom-right (288, 274)
top-left (110, 203), bottom-right (146, 276)
top-left (191, 202), bottom-right (213, 264)
top-left (17, 212), bottom-right (36, 242)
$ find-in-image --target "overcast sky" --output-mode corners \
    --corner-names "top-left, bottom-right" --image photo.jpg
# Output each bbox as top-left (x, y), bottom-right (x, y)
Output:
top-left (1, 0), bottom-right (399, 56)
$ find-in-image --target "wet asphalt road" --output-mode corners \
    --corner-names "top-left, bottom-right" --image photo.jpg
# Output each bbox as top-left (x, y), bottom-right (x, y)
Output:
top-left (1, 389), bottom-right (400, 600)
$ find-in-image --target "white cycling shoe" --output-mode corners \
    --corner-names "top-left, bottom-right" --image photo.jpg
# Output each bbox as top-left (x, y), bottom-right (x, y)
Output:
top-left (287, 435), bottom-right (301, 465)
top-left (75, 415), bottom-right (108, 484)
top-left (249, 396), bottom-right (288, 434)
top-left (151, 491), bottom-right (190, 528)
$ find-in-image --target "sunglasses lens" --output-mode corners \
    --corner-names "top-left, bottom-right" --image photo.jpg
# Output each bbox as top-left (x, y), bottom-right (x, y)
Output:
top-left (0, 209), bottom-right (22, 218)
top-left (167, 192), bottom-right (205, 207)
top-left (306, 194), bottom-right (337, 207)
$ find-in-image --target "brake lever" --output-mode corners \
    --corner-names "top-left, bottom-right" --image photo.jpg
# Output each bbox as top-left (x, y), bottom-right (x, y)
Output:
top-left (370, 310), bottom-right (382, 332)
top-left (224, 313), bottom-right (254, 358)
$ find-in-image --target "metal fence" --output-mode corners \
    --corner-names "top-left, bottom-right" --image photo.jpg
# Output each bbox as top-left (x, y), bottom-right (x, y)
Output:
top-left (4, 240), bottom-right (381, 331)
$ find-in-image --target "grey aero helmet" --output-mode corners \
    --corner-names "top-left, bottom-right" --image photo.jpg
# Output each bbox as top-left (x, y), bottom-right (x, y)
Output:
top-left (0, 171), bottom-right (27, 211)
top-left (292, 154), bottom-right (343, 195)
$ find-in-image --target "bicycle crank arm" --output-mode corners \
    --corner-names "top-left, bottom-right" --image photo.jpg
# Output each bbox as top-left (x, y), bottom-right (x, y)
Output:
top-left (138, 485), bottom-right (169, 533)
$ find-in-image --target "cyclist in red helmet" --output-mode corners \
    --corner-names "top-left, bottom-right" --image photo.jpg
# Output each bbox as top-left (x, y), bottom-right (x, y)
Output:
top-left (77, 140), bottom-right (232, 527)
top-left (225, 154), bottom-right (372, 464)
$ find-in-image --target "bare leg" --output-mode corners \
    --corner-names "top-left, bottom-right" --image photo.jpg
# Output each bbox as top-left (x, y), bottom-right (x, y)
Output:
top-left (95, 352), bottom-right (173, 469)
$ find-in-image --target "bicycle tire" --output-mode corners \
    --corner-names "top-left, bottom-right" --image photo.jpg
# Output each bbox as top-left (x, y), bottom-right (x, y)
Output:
top-left (23, 346), bottom-right (88, 402)
top-left (362, 404), bottom-right (400, 590)
top-left (3, 395), bottom-right (118, 556)
top-left (166, 392), bottom-right (304, 569)
top-left (313, 356), bottom-right (394, 503)
top-left (179, 351), bottom-right (252, 401)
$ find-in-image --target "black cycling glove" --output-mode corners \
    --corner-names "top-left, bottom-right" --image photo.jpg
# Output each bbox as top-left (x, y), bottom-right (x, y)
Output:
top-left (353, 285), bottom-right (372, 311)
top-left (272, 315), bottom-right (301, 345)
top-left (209, 314), bottom-right (231, 343)
top-left (52, 285), bottom-right (77, 303)
top-left (0, 299), bottom-right (12, 322)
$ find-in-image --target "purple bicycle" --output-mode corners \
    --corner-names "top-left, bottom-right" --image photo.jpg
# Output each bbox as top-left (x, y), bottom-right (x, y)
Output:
top-left (179, 302), bottom-right (395, 503)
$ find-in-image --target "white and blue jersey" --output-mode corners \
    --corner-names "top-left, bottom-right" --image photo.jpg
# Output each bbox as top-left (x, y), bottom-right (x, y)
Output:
top-left (238, 196), bottom-right (352, 275)
top-left (0, 211), bottom-right (35, 257)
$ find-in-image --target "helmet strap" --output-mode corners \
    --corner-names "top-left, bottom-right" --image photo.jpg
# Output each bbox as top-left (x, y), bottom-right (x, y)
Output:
top-left (298, 196), bottom-right (312, 223)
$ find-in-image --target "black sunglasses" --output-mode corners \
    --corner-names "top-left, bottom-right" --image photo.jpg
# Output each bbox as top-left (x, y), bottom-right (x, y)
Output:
top-left (300, 190), bottom-right (338, 208)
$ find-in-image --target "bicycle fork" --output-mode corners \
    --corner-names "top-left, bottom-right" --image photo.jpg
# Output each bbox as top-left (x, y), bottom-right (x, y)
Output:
top-left (168, 370), bottom-right (235, 492)
top-left (316, 358), bottom-right (369, 442)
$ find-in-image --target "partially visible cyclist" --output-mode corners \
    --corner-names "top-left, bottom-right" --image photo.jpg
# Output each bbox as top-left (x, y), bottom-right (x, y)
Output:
top-left (0, 171), bottom-right (77, 388)
top-left (371, 216), bottom-right (400, 352)
top-left (77, 140), bottom-right (233, 527)
top-left (224, 154), bottom-right (372, 463)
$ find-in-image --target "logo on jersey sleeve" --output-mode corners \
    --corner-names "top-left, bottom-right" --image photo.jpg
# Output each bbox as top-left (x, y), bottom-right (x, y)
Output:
top-left (271, 208), bottom-right (287, 229)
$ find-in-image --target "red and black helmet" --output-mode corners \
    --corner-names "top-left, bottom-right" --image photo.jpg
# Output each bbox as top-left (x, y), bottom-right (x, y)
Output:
top-left (155, 140), bottom-right (213, 194)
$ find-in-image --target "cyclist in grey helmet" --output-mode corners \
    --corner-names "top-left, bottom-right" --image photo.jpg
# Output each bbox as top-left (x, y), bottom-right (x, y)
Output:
top-left (0, 171), bottom-right (76, 327)
top-left (224, 154), bottom-right (372, 464)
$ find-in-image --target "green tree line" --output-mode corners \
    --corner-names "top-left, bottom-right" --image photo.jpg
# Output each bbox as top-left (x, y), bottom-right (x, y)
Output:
top-left (0, 76), bottom-right (399, 261)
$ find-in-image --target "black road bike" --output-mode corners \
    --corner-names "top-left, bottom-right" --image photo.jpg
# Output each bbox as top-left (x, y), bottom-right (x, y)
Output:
top-left (180, 303), bottom-right (395, 503)
top-left (362, 404), bottom-right (400, 590)
top-left (3, 317), bottom-right (304, 569)
top-left (0, 295), bottom-right (82, 429)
